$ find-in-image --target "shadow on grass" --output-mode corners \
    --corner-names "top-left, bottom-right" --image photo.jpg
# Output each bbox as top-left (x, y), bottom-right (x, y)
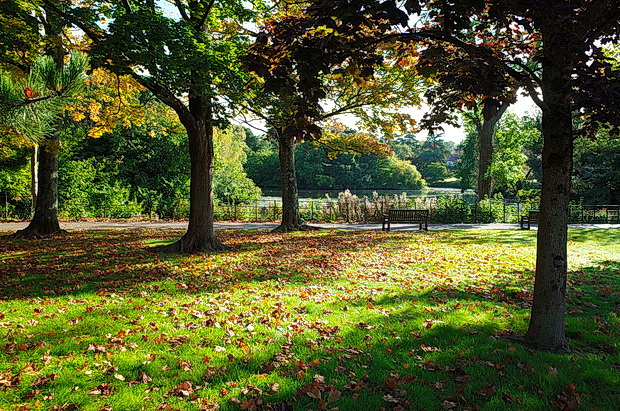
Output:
top-left (568, 228), bottom-right (620, 246)
top-left (0, 229), bottom-right (424, 300)
top-left (0, 226), bottom-right (617, 409)
top-left (3, 284), bottom-right (618, 410)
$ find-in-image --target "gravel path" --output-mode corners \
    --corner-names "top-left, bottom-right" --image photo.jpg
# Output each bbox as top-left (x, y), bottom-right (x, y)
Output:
top-left (1, 220), bottom-right (618, 232)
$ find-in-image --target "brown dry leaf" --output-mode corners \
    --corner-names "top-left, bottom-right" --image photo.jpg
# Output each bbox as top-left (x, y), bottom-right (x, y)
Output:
top-left (89, 383), bottom-right (113, 396)
top-left (171, 381), bottom-right (194, 397)
top-left (306, 387), bottom-right (322, 400)
top-left (441, 400), bottom-right (457, 409)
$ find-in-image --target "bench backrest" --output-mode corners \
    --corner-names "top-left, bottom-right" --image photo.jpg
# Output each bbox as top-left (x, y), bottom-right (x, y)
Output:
top-left (529, 210), bottom-right (540, 221)
top-left (389, 209), bottom-right (429, 220)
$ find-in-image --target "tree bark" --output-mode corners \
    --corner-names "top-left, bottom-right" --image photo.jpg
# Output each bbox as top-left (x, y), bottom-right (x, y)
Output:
top-left (30, 145), bottom-right (38, 211)
top-left (153, 99), bottom-right (227, 253)
top-left (272, 131), bottom-right (309, 232)
top-left (524, 21), bottom-right (573, 352)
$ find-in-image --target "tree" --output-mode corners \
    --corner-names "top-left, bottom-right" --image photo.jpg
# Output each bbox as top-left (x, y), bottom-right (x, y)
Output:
top-left (1, 52), bottom-right (88, 238)
top-left (245, 25), bottom-right (421, 231)
top-left (249, 0), bottom-right (620, 350)
top-left (462, 99), bottom-right (513, 197)
top-left (459, 112), bottom-right (541, 197)
top-left (46, 0), bottom-right (265, 252)
top-left (1, 0), bottom-right (89, 238)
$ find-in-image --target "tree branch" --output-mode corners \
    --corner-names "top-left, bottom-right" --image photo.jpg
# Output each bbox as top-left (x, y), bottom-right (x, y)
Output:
top-left (174, 0), bottom-right (190, 21)
top-left (41, 0), bottom-right (104, 43)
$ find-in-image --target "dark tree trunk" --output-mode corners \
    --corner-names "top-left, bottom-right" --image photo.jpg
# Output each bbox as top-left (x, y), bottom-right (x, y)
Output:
top-left (153, 99), bottom-right (226, 253)
top-left (524, 22), bottom-right (573, 352)
top-left (477, 120), bottom-right (495, 198)
top-left (477, 100), bottom-right (510, 198)
top-left (30, 146), bottom-right (38, 210)
top-left (273, 131), bottom-right (309, 232)
top-left (12, 131), bottom-right (64, 239)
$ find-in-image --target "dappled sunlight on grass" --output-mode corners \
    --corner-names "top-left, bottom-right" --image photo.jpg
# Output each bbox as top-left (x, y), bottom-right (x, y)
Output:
top-left (0, 229), bottom-right (618, 410)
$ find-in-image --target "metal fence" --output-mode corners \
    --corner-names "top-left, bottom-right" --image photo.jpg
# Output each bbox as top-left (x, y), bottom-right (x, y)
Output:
top-left (2, 195), bottom-right (619, 224)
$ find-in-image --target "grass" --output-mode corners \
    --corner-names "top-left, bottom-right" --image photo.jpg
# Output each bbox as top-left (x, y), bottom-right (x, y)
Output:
top-left (0, 228), bottom-right (618, 410)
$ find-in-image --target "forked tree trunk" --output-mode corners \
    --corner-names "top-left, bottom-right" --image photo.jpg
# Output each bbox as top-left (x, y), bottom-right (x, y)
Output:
top-left (524, 23), bottom-right (573, 352)
top-left (153, 101), bottom-right (226, 253)
top-left (273, 131), bottom-right (306, 232)
top-left (477, 100), bottom-right (510, 198)
top-left (12, 130), bottom-right (64, 238)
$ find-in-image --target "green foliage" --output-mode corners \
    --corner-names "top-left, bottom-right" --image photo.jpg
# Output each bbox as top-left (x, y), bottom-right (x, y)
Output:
top-left (0, 147), bottom-right (30, 201)
top-left (457, 112), bottom-right (542, 196)
top-left (245, 139), bottom-right (425, 191)
top-left (422, 161), bottom-right (449, 184)
top-left (456, 128), bottom-right (478, 190)
top-left (213, 126), bottom-right (262, 205)
top-left (488, 113), bottom-right (540, 194)
top-left (573, 129), bottom-right (620, 204)
top-left (58, 157), bottom-right (142, 218)
top-left (0, 52), bottom-right (88, 143)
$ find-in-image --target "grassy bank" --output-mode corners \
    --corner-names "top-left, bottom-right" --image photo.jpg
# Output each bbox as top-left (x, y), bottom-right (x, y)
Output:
top-left (0, 229), bottom-right (618, 410)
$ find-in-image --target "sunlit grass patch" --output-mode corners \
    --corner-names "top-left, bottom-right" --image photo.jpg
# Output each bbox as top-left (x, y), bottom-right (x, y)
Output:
top-left (0, 228), bottom-right (618, 410)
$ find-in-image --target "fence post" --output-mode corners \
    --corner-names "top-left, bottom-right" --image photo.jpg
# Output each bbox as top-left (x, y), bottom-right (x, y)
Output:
top-left (474, 201), bottom-right (478, 223)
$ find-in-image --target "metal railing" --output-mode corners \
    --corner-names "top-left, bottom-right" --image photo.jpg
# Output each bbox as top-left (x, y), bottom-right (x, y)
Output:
top-left (2, 196), bottom-right (618, 225)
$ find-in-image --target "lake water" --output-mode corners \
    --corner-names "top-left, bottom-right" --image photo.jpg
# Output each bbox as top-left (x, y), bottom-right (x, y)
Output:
top-left (260, 187), bottom-right (474, 204)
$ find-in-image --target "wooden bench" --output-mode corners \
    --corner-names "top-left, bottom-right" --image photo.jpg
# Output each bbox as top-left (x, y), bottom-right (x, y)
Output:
top-left (382, 209), bottom-right (429, 231)
top-left (520, 210), bottom-right (539, 230)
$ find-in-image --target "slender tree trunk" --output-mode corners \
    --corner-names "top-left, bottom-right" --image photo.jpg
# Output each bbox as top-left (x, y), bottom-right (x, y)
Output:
top-left (153, 101), bottom-right (226, 253)
top-left (477, 100), bottom-right (510, 198)
top-left (524, 23), bottom-right (573, 351)
top-left (273, 131), bottom-right (307, 232)
top-left (13, 130), bottom-right (64, 238)
top-left (477, 120), bottom-right (494, 198)
top-left (30, 145), bottom-right (38, 211)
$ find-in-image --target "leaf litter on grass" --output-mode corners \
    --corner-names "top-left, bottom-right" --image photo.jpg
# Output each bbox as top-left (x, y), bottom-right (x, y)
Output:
top-left (0, 228), bottom-right (618, 410)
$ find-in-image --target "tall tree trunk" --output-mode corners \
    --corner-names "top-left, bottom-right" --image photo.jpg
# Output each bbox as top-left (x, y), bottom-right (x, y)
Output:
top-left (273, 131), bottom-right (306, 232)
top-left (477, 99), bottom-right (511, 198)
top-left (153, 100), bottom-right (226, 253)
top-left (524, 23), bottom-right (573, 352)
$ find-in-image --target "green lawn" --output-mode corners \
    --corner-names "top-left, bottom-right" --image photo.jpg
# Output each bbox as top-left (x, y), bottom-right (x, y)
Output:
top-left (0, 229), bottom-right (618, 410)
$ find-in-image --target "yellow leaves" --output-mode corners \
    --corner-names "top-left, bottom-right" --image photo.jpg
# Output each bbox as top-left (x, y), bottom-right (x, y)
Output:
top-left (67, 68), bottom-right (180, 138)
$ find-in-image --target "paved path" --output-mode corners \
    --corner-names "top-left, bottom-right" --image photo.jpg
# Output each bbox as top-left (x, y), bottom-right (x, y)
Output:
top-left (1, 220), bottom-right (618, 232)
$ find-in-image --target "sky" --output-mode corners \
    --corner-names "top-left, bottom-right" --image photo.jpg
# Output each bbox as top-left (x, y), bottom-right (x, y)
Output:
top-left (335, 93), bottom-right (540, 144)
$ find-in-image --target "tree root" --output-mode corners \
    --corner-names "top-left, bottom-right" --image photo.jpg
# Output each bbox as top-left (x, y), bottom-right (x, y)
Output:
top-left (10, 228), bottom-right (68, 240)
top-left (150, 233), bottom-right (229, 254)
top-left (502, 334), bottom-right (570, 353)
top-left (271, 223), bottom-right (321, 233)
